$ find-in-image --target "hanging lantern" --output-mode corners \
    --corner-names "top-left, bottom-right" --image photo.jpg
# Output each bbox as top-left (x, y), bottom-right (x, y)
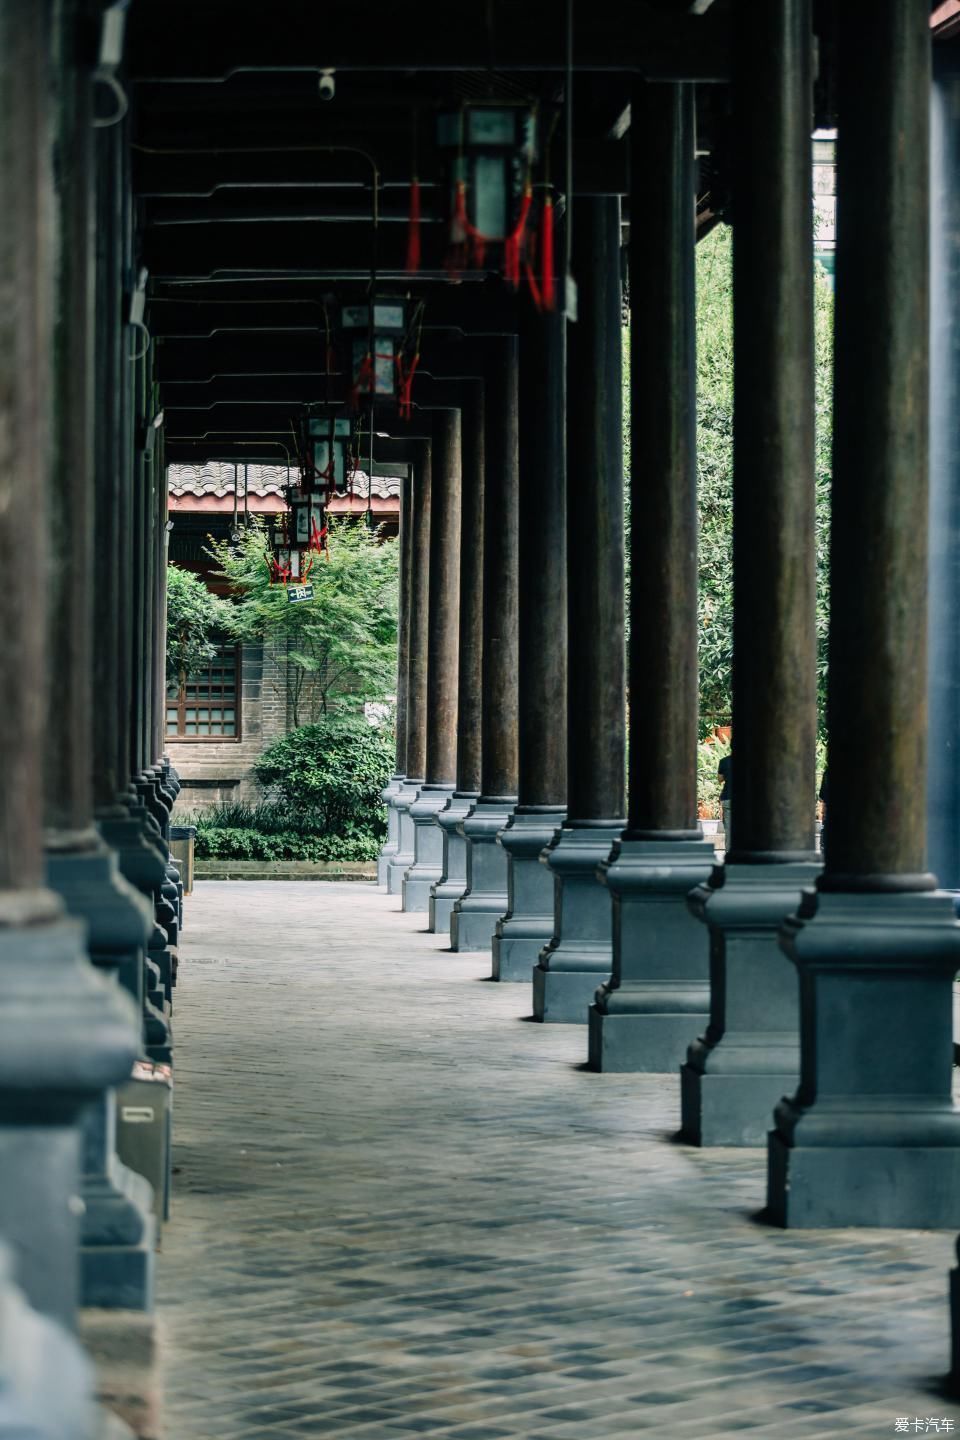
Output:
top-left (342, 300), bottom-right (408, 408)
top-left (436, 106), bottom-right (537, 266)
top-left (308, 416), bottom-right (353, 496)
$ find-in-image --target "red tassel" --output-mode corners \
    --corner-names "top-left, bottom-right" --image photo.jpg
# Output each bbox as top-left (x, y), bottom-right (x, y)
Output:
top-left (350, 351), bottom-right (373, 410)
top-left (405, 177), bottom-right (421, 274)
top-left (540, 194), bottom-right (555, 312)
top-left (504, 183), bottom-right (533, 290)
top-left (447, 179), bottom-right (470, 273)
top-left (396, 351), bottom-right (420, 421)
top-left (447, 179), bottom-right (488, 274)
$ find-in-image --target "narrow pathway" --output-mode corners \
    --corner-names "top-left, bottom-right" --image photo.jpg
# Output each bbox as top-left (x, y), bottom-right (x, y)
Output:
top-left (158, 881), bottom-right (955, 1440)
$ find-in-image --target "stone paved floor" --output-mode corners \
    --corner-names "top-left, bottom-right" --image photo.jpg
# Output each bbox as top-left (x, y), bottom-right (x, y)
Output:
top-left (158, 881), bottom-right (958, 1440)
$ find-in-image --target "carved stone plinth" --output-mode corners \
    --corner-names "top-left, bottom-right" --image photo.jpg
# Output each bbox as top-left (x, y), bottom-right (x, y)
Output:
top-left (386, 779), bottom-right (420, 896)
top-left (450, 799), bottom-right (515, 952)
top-left (767, 888), bottom-right (960, 1227)
top-left (377, 774), bottom-right (404, 885)
top-left (679, 860), bottom-right (819, 1145)
top-left (492, 807), bottom-right (564, 982)
top-left (532, 824), bottom-right (617, 1023)
top-left (403, 784), bottom-right (456, 913)
top-left (587, 836), bottom-right (715, 1069)
top-left (429, 791), bottom-right (477, 934)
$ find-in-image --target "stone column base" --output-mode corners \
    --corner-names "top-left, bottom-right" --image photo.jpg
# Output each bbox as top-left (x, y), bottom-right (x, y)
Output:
top-left (767, 887), bottom-right (960, 1227)
top-left (429, 791), bottom-right (477, 934)
top-left (588, 836), bottom-right (715, 1064)
top-left (679, 860), bottom-right (819, 1145)
top-left (386, 779), bottom-right (421, 895)
top-left (680, 1061), bottom-right (798, 1148)
top-left (46, 841), bottom-right (154, 1008)
top-left (450, 798), bottom-right (516, 952)
top-left (533, 824), bottom-right (619, 1023)
top-left (492, 807), bottom-right (564, 981)
top-left (403, 784), bottom-right (456, 912)
top-left (0, 1242), bottom-right (98, 1439)
top-left (80, 1096), bottom-right (156, 1311)
top-left (590, 1006), bottom-right (707, 1075)
top-left (768, 1134), bottom-right (960, 1228)
top-left (0, 911), bottom-right (140, 1327)
top-left (377, 774), bottom-right (403, 886)
top-left (80, 1306), bottom-right (161, 1440)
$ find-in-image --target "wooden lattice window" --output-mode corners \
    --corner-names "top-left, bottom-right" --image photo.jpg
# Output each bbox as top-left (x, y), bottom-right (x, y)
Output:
top-left (166, 643), bottom-right (241, 740)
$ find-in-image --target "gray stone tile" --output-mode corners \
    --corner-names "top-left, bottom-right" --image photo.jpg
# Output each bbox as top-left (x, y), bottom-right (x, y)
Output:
top-left (155, 881), bottom-right (957, 1440)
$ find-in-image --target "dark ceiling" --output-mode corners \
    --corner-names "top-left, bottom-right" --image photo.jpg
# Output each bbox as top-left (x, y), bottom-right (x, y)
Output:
top-left (125, 1), bottom-right (733, 467)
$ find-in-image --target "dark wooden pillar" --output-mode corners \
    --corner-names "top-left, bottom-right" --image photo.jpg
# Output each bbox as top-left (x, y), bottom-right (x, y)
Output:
top-left (387, 440), bottom-right (431, 896)
top-left (929, 43), bottom-right (960, 894)
top-left (589, 83), bottom-right (715, 1068)
top-left (404, 439), bottom-right (432, 787)
top-left (430, 377), bottom-right (485, 932)
top-left (424, 409), bottom-right (461, 789)
top-left (680, 2), bottom-right (821, 1134)
top-left (479, 337), bottom-right (519, 805)
top-left (455, 381), bottom-right (485, 800)
top-left (44, 0), bottom-right (95, 847)
top-left (0, 0), bottom-right (138, 1332)
top-left (533, 196), bottom-right (626, 1022)
top-left (378, 466), bottom-right (412, 885)
top-left (395, 471), bottom-right (413, 776)
top-left (494, 299), bottom-right (569, 981)
top-left (565, 203), bottom-right (626, 830)
top-left (92, 123), bottom-right (124, 814)
top-left (403, 409), bottom-right (462, 911)
top-left (768, 0), bottom-right (960, 1228)
top-left (933, 40), bottom-right (960, 1387)
top-left (450, 337), bottom-right (520, 952)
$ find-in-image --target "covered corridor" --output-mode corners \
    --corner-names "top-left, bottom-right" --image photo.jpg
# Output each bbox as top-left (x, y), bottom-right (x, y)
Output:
top-left (5, 1), bottom-right (960, 1435)
top-left (157, 881), bottom-right (952, 1439)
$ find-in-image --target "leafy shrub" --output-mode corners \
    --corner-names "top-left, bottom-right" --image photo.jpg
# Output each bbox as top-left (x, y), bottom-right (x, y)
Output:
top-left (191, 818), bottom-right (380, 863)
top-left (166, 564), bottom-right (234, 683)
top-left (253, 713), bottom-right (393, 840)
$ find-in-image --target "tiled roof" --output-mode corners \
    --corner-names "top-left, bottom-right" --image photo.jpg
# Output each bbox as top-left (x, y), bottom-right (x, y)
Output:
top-left (167, 462), bottom-right (403, 500)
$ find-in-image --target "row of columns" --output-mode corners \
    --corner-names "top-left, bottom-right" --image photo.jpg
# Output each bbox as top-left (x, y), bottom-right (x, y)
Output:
top-left (380, 0), bottom-right (960, 1241)
top-left (0, 0), bottom-right (185, 1430)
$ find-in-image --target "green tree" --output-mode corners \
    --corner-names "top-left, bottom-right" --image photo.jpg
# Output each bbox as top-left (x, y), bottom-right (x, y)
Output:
top-left (696, 224), bottom-right (834, 738)
top-left (206, 518), bottom-right (399, 726)
top-left (165, 563), bottom-right (234, 687)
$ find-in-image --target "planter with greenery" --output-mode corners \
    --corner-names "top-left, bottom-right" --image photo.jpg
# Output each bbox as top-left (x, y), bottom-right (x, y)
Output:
top-left (185, 711), bottom-right (394, 866)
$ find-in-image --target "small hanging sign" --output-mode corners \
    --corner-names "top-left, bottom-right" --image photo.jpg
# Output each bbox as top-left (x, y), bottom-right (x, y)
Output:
top-left (286, 584), bottom-right (315, 604)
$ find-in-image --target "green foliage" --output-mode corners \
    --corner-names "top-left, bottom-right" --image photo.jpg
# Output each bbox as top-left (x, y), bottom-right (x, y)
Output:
top-left (165, 564), bottom-right (234, 684)
top-left (695, 225), bottom-right (834, 739)
top-left (253, 712), bottom-right (393, 844)
top-left (186, 782), bottom-right (386, 862)
top-left (192, 820), bottom-right (381, 863)
top-left (206, 517), bottom-right (399, 725)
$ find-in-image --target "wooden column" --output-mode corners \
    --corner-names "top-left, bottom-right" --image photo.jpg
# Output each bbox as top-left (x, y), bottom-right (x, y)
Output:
top-left (404, 439), bottom-right (432, 786)
top-left (768, 0), bottom-right (960, 1229)
top-left (534, 197), bottom-right (626, 1022)
top-left (493, 299), bottom-right (568, 982)
top-left (402, 410), bottom-right (462, 912)
top-left (450, 338), bottom-right (519, 953)
top-left (681, 3), bottom-right (821, 1133)
top-left (0, 0), bottom-right (138, 1329)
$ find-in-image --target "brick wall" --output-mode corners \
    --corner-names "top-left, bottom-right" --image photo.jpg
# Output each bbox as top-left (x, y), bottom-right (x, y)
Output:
top-left (169, 638), bottom-right (293, 817)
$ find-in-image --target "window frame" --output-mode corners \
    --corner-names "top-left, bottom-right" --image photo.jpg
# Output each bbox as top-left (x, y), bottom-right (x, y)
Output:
top-left (165, 641), bottom-right (243, 743)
